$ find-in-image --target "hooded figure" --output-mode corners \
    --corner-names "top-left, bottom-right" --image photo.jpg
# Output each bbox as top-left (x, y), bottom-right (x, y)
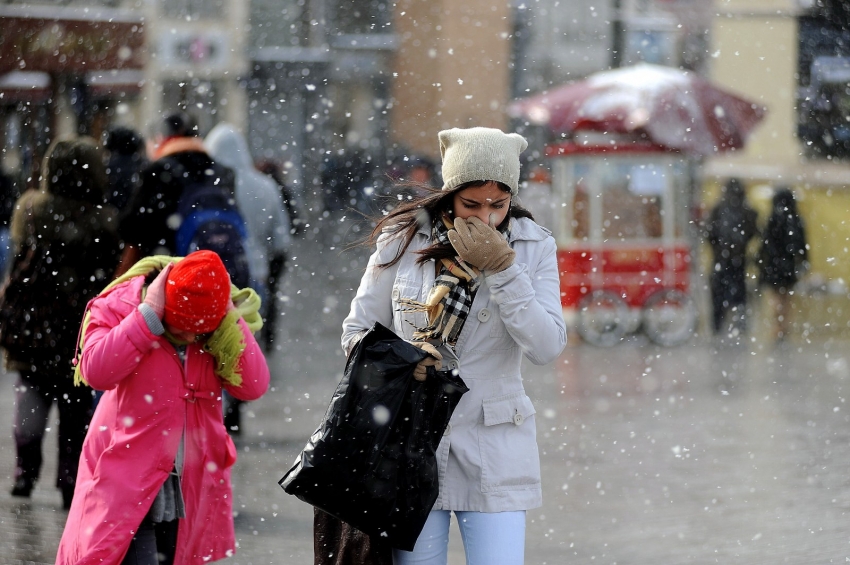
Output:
top-left (706, 178), bottom-right (759, 335)
top-left (2, 136), bottom-right (120, 508)
top-left (204, 123), bottom-right (291, 291)
top-left (759, 188), bottom-right (808, 290)
top-left (204, 123), bottom-right (291, 430)
top-left (758, 187), bottom-right (808, 340)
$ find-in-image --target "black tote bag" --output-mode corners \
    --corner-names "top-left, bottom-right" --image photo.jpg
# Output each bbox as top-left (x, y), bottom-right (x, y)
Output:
top-left (279, 322), bottom-right (469, 551)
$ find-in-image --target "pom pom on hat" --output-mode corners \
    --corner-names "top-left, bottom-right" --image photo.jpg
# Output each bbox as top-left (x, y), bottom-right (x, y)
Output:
top-left (439, 127), bottom-right (528, 195)
top-left (164, 250), bottom-right (231, 334)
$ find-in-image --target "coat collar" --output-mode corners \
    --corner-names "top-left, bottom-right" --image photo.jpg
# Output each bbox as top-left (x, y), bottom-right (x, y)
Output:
top-left (154, 137), bottom-right (207, 160)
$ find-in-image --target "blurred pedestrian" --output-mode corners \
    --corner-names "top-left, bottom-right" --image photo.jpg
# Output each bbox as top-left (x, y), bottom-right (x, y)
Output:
top-left (116, 111), bottom-right (238, 275)
top-left (320, 149), bottom-right (375, 215)
top-left (103, 125), bottom-right (147, 212)
top-left (393, 155), bottom-right (439, 206)
top-left (253, 159), bottom-right (296, 353)
top-left (339, 127), bottom-right (566, 564)
top-left (56, 250), bottom-right (270, 564)
top-left (205, 123), bottom-right (292, 303)
top-left (758, 187), bottom-right (809, 341)
top-left (205, 123), bottom-right (290, 431)
top-left (256, 158), bottom-right (304, 236)
top-left (406, 156), bottom-right (438, 187)
top-left (0, 137), bottom-right (120, 508)
top-left (707, 177), bottom-right (759, 336)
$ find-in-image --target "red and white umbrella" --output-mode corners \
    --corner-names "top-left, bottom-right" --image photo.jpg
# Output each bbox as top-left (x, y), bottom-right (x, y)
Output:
top-left (508, 63), bottom-right (766, 156)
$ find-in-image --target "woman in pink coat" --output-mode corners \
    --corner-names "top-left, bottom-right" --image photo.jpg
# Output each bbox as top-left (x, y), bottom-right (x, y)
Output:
top-left (56, 250), bottom-right (270, 565)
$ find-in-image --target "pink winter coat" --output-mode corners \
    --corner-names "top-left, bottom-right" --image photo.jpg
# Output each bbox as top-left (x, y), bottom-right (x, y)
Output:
top-left (55, 276), bottom-right (270, 565)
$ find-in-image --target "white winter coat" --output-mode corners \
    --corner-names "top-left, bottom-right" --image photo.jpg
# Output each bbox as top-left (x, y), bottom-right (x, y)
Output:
top-left (342, 216), bottom-right (566, 512)
top-left (205, 123), bottom-right (291, 283)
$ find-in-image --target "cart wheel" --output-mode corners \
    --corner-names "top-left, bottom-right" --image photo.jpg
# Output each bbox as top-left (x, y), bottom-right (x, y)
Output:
top-left (642, 289), bottom-right (697, 347)
top-left (577, 291), bottom-right (629, 347)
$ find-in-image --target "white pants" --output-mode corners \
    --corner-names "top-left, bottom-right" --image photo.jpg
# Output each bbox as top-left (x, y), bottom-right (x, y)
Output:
top-left (393, 510), bottom-right (526, 565)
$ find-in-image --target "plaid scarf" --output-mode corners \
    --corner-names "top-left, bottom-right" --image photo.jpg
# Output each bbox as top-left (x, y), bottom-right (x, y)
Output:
top-left (398, 214), bottom-right (511, 345)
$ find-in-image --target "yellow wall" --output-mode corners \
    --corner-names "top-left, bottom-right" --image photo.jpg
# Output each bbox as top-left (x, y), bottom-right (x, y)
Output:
top-left (702, 180), bottom-right (850, 284)
top-left (700, 2), bottom-right (850, 340)
top-left (710, 12), bottom-right (799, 166)
top-left (389, 0), bottom-right (512, 160)
top-left (701, 179), bottom-right (850, 338)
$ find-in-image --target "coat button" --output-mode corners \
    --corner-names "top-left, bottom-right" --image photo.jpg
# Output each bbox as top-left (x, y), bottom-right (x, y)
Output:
top-left (513, 412), bottom-right (524, 426)
top-left (392, 288), bottom-right (400, 301)
top-left (443, 423), bottom-right (452, 436)
top-left (448, 361), bottom-right (458, 370)
top-left (477, 308), bottom-right (491, 323)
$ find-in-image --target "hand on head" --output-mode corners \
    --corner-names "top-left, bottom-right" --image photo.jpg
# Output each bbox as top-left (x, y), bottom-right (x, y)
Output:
top-left (143, 263), bottom-right (173, 319)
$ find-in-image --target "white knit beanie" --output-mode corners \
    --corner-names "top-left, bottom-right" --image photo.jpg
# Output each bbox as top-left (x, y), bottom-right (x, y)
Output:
top-left (439, 127), bottom-right (528, 195)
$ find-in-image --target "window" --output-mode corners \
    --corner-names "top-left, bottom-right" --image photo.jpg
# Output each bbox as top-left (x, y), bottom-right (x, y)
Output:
top-left (162, 0), bottom-right (226, 20)
top-left (797, 3), bottom-right (850, 159)
top-left (329, 0), bottom-right (391, 35)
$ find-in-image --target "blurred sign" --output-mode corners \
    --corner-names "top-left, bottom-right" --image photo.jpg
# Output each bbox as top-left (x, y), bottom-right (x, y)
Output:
top-left (158, 30), bottom-right (230, 72)
top-left (0, 13), bottom-right (144, 74)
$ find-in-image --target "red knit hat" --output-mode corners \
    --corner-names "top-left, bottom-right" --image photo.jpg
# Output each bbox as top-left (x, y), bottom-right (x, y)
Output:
top-left (164, 250), bottom-right (231, 334)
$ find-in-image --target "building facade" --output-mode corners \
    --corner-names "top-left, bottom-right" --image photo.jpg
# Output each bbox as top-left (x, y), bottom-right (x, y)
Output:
top-left (0, 1), bottom-right (145, 187)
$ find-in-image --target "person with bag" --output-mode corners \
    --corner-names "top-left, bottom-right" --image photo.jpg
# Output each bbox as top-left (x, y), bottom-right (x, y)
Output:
top-left (340, 127), bottom-right (567, 565)
top-left (55, 250), bottom-right (270, 564)
top-left (116, 112), bottom-right (251, 289)
top-left (0, 136), bottom-right (120, 509)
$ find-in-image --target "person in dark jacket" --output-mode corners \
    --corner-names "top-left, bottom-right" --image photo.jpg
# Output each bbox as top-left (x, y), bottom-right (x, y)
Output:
top-left (116, 111), bottom-right (236, 276)
top-left (758, 187), bottom-right (808, 340)
top-left (103, 125), bottom-right (147, 212)
top-left (3, 136), bottom-right (120, 508)
top-left (707, 178), bottom-right (759, 336)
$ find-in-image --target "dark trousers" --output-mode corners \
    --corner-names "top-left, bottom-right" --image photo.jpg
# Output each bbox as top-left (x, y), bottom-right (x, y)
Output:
top-left (121, 516), bottom-right (178, 565)
top-left (710, 266), bottom-right (748, 334)
top-left (14, 369), bottom-right (92, 492)
top-left (262, 252), bottom-right (286, 350)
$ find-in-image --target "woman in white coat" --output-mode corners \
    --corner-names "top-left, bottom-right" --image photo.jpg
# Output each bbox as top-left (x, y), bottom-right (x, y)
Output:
top-left (342, 127), bottom-right (566, 564)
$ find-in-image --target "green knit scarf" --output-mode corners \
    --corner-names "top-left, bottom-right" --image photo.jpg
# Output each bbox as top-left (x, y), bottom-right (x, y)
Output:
top-left (73, 255), bottom-right (263, 388)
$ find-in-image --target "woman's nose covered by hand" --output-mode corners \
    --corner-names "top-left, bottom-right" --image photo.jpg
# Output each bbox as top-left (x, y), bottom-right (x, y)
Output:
top-left (447, 217), bottom-right (516, 273)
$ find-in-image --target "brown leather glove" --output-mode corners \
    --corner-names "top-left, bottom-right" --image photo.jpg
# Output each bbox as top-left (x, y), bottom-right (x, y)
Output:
top-left (410, 342), bottom-right (442, 381)
top-left (447, 216), bottom-right (516, 273)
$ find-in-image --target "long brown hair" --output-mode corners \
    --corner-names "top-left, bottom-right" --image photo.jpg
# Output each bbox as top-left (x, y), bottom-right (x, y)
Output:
top-left (363, 180), bottom-right (534, 270)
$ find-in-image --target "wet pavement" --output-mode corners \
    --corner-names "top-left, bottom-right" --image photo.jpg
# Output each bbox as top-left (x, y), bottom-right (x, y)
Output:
top-left (3, 215), bottom-right (850, 564)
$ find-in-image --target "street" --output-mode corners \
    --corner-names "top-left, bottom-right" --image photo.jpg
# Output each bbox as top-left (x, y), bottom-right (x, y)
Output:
top-left (1, 217), bottom-right (849, 564)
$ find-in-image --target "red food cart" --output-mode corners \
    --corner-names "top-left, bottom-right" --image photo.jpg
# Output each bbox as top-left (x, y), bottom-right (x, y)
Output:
top-left (547, 136), bottom-right (698, 346)
top-left (510, 63), bottom-right (766, 346)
